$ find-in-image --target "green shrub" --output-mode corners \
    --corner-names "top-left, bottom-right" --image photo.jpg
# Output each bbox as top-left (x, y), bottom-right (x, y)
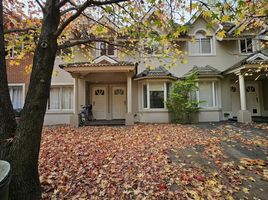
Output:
top-left (166, 72), bottom-right (201, 124)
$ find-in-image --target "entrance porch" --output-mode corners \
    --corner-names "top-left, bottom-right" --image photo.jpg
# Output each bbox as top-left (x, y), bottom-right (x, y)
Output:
top-left (223, 51), bottom-right (268, 123)
top-left (59, 56), bottom-right (137, 126)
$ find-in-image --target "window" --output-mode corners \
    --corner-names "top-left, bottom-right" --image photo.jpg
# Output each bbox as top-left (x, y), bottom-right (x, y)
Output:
top-left (6, 45), bottom-right (23, 59)
top-left (144, 40), bottom-right (162, 55)
top-left (142, 82), bottom-right (171, 109)
top-left (189, 31), bottom-right (212, 55)
top-left (239, 38), bottom-right (253, 54)
top-left (198, 81), bottom-right (218, 108)
top-left (9, 85), bottom-right (23, 109)
top-left (97, 41), bottom-right (116, 57)
top-left (48, 86), bottom-right (73, 111)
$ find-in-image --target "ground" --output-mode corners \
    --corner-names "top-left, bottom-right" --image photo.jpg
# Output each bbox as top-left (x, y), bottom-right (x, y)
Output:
top-left (39, 122), bottom-right (268, 200)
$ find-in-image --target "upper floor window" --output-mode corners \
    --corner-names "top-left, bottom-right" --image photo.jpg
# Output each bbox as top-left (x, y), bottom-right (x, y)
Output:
top-left (144, 40), bottom-right (162, 56)
top-left (189, 31), bottom-right (213, 55)
top-left (239, 38), bottom-right (253, 54)
top-left (97, 41), bottom-right (116, 57)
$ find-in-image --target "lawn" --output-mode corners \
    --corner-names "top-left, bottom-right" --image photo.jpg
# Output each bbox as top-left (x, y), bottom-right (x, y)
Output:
top-left (39, 122), bottom-right (268, 199)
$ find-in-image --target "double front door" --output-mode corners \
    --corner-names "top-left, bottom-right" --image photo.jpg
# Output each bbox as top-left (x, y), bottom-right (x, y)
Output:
top-left (92, 85), bottom-right (126, 120)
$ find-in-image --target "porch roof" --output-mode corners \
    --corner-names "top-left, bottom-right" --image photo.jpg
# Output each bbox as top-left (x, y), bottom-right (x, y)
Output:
top-left (59, 56), bottom-right (137, 76)
top-left (223, 50), bottom-right (268, 75)
top-left (134, 66), bottom-right (177, 80)
top-left (184, 65), bottom-right (222, 78)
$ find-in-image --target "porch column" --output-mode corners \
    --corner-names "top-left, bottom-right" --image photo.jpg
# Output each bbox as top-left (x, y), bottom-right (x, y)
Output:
top-left (237, 72), bottom-right (252, 123)
top-left (70, 77), bottom-right (79, 127)
top-left (239, 73), bottom-right (246, 110)
top-left (127, 76), bottom-right (132, 113)
top-left (125, 75), bottom-right (134, 125)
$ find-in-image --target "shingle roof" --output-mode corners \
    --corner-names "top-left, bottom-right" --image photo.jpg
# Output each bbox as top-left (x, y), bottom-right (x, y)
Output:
top-left (134, 66), bottom-right (177, 80)
top-left (223, 50), bottom-right (268, 74)
top-left (59, 61), bottom-right (135, 68)
top-left (184, 65), bottom-right (222, 77)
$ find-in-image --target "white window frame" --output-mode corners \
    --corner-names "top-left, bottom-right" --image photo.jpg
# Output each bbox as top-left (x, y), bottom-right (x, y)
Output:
top-left (47, 85), bottom-right (74, 113)
top-left (6, 44), bottom-right (24, 59)
top-left (141, 81), bottom-right (170, 110)
top-left (197, 81), bottom-right (218, 108)
top-left (96, 42), bottom-right (117, 57)
top-left (188, 29), bottom-right (215, 56)
top-left (143, 40), bottom-right (163, 57)
top-left (8, 83), bottom-right (25, 109)
top-left (239, 38), bottom-right (254, 55)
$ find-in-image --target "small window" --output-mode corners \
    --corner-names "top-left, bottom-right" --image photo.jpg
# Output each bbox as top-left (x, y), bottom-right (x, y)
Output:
top-left (246, 86), bottom-right (255, 92)
top-left (98, 41), bottom-right (116, 57)
top-left (114, 89), bottom-right (124, 95)
top-left (48, 86), bottom-right (73, 111)
top-left (95, 89), bottom-right (105, 95)
top-left (9, 85), bottom-right (23, 109)
top-left (239, 38), bottom-right (253, 54)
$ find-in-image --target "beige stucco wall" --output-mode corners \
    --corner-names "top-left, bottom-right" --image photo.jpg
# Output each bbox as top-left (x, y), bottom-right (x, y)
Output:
top-left (43, 15), bottom-right (266, 125)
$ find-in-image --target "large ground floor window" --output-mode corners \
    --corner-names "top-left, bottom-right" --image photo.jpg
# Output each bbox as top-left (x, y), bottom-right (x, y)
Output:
top-left (198, 81), bottom-right (218, 108)
top-left (48, 86), bottom-right (73, 111)
top-left (9, 85), bottom-right (24, 109)
top-left (143, 82), bottom-right (171, 109)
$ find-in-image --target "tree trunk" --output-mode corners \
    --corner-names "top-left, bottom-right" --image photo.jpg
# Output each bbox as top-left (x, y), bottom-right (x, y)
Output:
top-left (0, 0), bottom-right (17, 159)
top-left (3, 0), bottom-right (61, 199)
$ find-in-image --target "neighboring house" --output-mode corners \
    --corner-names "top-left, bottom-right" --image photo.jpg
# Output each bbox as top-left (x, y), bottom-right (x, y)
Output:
top-left (6, 14), bottom-right (268, 126)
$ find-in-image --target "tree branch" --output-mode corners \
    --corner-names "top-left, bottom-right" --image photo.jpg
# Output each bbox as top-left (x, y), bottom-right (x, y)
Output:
top-left (4, 27), bottom-right (37, 34)
top-left (35, 0), bottom-right (46, 13)
top-left (55, 0), bottom-right (128, 37)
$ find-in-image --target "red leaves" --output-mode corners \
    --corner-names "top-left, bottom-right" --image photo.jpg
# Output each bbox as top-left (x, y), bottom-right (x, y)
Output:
top-left (39, 123), bottom-right (268, 199)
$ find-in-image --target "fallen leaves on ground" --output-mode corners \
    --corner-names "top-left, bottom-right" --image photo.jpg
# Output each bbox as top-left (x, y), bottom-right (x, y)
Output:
top-left (39, 123), bottom-right (268, 199)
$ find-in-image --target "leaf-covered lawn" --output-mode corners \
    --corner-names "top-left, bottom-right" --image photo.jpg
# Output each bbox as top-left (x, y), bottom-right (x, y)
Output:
top-left (39, 123), bottom-right (268, 199)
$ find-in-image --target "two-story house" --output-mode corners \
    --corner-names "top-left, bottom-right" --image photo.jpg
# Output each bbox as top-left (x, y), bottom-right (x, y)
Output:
top-left (7, 13), bottom-right (268, 126)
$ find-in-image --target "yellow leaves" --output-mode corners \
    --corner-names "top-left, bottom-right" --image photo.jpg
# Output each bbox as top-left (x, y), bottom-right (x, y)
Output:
top-left (216, 30), bottom-right (226, 41)
top-left (248, 176), bottom-right (256, 182)
top-left (240, 158), bottom-right (266, 166)
top-left (186, 190), bottom-right (200, 200)
top-left (221, 15), bottom-right (230, 23)
top-left (202, 11), bottom-right (213, 18)
top-left (242, 187), bottom-right (250, 194)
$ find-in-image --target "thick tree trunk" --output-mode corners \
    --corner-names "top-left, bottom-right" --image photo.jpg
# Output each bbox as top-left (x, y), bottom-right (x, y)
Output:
top-left (0, 0), bottom-right (17, 159)
top-left (3, 1), bottom-right (61, 199)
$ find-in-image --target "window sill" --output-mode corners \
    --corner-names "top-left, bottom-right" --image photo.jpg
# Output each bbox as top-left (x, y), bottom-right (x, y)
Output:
top-left (199, 107), bottom-right (222, 111)
top-left (46, 110), bottom-right (74, 114)
top-left (139, 108), bottom-right (169, 113)
top-left (188, 53), bottom-right (216, 57)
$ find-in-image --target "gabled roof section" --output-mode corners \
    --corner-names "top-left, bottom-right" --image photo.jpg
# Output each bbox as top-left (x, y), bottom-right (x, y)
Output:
top-left (223, 50), bottom-right (268, 74)
top-left (134, 66), bottom-right (177, 80)
top-left (93, 55), bottom-right (118, 64)
top-left (184, 65), bottom-right (222, 77)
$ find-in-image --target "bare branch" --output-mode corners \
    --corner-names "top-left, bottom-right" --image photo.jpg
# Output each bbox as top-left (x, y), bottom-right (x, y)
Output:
top-left (58, 37), bottom-right (124, 49)
top-left (4, 27), bottom-right (37, 34)
top-left (35, 0), bottom-right (46, 13)
top-left (56, 0), bottom-right (128, 37)
top-left (60, 7), bottom-right (77, 16)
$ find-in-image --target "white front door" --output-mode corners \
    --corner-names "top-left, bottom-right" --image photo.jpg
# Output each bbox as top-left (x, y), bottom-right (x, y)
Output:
top-left (112, 86), bottom-right (126, 119)
top-left (92, 87), bottom-right (107, 119)
top-left (230, 85), bottom-right (240, 117)
top-left (246, 83), bottom-right (261, 116)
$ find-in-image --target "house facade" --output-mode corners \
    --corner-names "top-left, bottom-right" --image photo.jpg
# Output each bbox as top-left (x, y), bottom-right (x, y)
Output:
top-left (7, 14), bottom-right (268, 126)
